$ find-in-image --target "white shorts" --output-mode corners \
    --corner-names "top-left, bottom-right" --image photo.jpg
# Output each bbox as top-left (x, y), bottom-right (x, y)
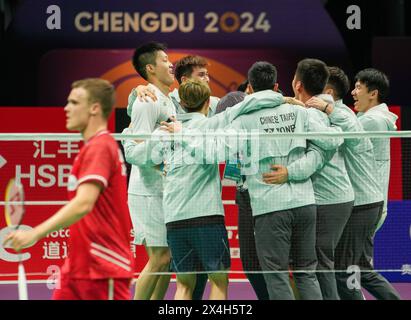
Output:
top-left (128, 194), bottom-right (168, 247)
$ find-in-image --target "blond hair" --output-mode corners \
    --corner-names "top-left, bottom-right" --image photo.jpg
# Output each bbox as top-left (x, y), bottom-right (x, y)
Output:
top-left (72, 78), bottom-right (116, 119)
top-left (178, 79), bottom-right (211, 113)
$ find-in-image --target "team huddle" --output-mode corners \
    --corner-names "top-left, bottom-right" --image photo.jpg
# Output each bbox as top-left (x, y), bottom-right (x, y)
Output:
top-left (4, 41), bottom-right (401, 300)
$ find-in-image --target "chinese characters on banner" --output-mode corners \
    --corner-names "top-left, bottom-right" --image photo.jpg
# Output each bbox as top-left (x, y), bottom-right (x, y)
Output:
top-left (0, 107), bottom-right (244, 281)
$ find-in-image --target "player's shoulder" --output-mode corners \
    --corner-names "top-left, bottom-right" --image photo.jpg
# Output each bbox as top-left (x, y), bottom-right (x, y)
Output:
top-left (131, 97), bottom-right (160, 114)
top-left (135, 94), bottom-right (160, 105)
top-left (360, 109), bottom-right (387, 122)
top-left (87, 131), bottom-right (117, 152)
top-left (306, 106), bottom-right (326, 117)
top-left (84, 133), bottom-right (120, 168)
top-left (210, 95), bottom-right (220, 104)
top-left (335, 102), bottom-right (355, 115)
top-left (92, 130), bottom-right (113, 141)
top-left (280, 102), bottom-right (310, 115)
top-left (359, 112), bottom-right (388, 130)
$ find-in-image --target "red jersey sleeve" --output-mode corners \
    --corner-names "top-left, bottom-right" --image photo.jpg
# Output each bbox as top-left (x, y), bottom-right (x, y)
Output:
top-left (76, 139), bottom-right (114, 189)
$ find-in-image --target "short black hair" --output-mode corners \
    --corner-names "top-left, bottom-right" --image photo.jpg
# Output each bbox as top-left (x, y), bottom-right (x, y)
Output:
top-left (354, 68), bottom-right (389, 103)
top-left (248, 61), bottom-right (277, 92)
top-left (295, 58), bottom-right (329, 96)
top-left (237, 79), bottom-right (249, 92)
top-left (132, 42), bottom-right (167, 80)
top-left (327, 66), bottom-right (350, 100)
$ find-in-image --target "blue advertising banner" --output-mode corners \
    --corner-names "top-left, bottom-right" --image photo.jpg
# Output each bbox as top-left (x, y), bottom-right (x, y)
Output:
top-left (375, 201), bottom-right (411, 282)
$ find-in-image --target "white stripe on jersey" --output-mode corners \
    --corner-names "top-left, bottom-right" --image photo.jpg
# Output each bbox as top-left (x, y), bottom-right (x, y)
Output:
top-left (91, 242), bottom-right (131, 264)
top-left (90, 249), bottom-right (132, 272)
top-left (78, 175), bottom-right (108, 188)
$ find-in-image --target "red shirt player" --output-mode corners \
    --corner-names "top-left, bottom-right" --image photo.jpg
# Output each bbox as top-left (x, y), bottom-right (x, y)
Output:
top-left (4, 79), bottom-right (134, 300)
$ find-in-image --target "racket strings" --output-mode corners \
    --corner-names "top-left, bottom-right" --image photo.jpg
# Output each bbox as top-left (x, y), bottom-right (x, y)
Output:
top-left (5, 182), bottom-right (25, 227)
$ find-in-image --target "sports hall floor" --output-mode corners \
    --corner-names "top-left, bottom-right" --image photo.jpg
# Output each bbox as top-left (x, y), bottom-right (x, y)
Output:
top-left (0, 281), bottom-right (410, 300)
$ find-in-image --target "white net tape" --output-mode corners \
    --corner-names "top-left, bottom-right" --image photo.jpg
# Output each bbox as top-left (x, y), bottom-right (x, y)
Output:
top-left (1, 131), bottom-right (411, 141)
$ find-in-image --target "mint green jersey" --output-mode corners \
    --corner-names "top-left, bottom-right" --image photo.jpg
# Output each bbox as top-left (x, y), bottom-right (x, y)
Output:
top-left (357, 103), bottom-right (398, 213)
top-left (328, 101), bottom-right (384, 206)
top-left (162, 91), bottom-right (285, 223)
top-left (122, 90), bottom-right (285, 221)
top-left (286, 95), bottom-right (354, 205)
top-left (126, 84), bottom-right (175, 196)
top-left (162, 113), bottom-right (224, 223)
top-left (122, 119), bottom-right (222, 225)
top-left (230, 93), bottom-right (343, 216)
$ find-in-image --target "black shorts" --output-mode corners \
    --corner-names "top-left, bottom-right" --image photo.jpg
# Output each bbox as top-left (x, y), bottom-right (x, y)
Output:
top-left (167, 223), bottom-right (231, 273)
